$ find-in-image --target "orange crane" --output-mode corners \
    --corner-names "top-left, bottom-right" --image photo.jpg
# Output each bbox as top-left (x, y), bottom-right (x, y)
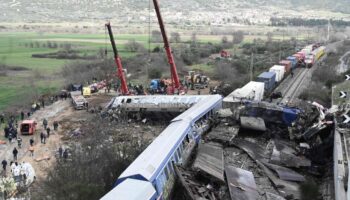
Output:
top-left (153, 0), bottom-right (183, 94)
top-left (105, 22), bottom-right (129, 95)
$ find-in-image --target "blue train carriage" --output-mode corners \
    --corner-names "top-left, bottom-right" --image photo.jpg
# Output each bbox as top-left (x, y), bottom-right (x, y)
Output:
top-left (287, 56), bottom-right (298, 69)
top-left (172, 94), bottom-right (223, 142)
top-left (101, 95), bottom-right (222, 200)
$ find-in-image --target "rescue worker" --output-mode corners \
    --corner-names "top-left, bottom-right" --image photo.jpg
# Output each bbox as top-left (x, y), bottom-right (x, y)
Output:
top-left (43, 118), bottom-right (48, 129)
top-left (13, 147), bottom-right (18, 161)
top-left (2, 160), bottom-right (7, 171)
top-left (63, 149), bottom-right (68, 161)
top-left (28, 145), bottom-right (34, 157)
top-left (20, 111), bottom-right (24, 121)
top-left (17, 137), bottom-right (22, 148)
top-left (46, 127), bottom-right (51, 138)
top-left (29, 138), bottom-right (34, 146)
top-left (40, 132), bottom-right (46, 144)
top-left (58, 147), bottom-right (63, 158)
top-left (4, 126), bottom-right (9, 138)
top-left (41, 98), bottom-right (45, 108)
top-left (53, 121), bottom-right (59, 131)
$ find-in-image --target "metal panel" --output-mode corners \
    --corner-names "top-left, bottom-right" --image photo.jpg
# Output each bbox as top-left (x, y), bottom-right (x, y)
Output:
top-left (193, 142), bottom-right (225, 182)
top-left (225, 166), bottom-right (259, 200)
top-left (262, 162), bottom-right (305, 182)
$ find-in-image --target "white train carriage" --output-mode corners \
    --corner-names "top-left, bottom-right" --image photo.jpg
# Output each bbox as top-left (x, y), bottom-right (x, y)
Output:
top-left (101, 95), bottom-right (222, 200)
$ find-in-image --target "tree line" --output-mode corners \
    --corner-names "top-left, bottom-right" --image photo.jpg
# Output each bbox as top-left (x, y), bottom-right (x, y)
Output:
top-left (270, 17), bottom-right (350, 27)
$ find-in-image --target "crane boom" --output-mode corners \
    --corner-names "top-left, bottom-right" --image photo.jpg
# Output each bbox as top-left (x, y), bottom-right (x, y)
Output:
top-left (152, 0), bottom-right (180, 90)
top-left (106, 22), bottom-right (129, 95)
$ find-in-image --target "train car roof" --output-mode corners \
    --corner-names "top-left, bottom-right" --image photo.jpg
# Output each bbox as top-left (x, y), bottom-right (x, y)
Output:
top-left (108, 95), bottom-right (209, 109)
top-left (117, 120), bottom-right (190, 183)
top-left (172, 94), bottom-right (223, 123)
top-left (101, 179), bottom-right (156, 200)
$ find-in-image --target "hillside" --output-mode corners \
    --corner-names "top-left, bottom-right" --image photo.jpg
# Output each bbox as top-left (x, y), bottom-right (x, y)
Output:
top-left (0, 0), bottom-right (349, 25)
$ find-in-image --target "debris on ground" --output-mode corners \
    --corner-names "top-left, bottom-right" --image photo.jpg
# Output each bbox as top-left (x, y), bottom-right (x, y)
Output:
top-left (175, 98), bottom-right (334, 200)
top-left (240, 116), bottom-right (266, 132)
top-left (205, 125), bottom-right (239, 145)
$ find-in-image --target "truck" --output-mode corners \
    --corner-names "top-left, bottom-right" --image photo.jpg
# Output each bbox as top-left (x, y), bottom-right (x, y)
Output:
top-left (186, 71), bottom-right (210, 90)
top-left (70, 91), bottom-right (87, 110)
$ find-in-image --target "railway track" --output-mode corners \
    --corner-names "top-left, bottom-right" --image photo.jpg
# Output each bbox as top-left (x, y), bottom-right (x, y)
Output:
top-left (279, 68), bottom-right (309, 104)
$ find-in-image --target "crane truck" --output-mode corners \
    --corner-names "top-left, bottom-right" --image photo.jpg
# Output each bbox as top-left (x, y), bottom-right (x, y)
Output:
top-left (152, 0), bottom-right (185, 95)
top-left (105, 22), bottom-right (129, 95)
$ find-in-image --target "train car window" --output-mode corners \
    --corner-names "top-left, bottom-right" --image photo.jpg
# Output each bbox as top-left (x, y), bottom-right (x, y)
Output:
top-left (174, 152), bottom-right (179, 163)
top-left (126, 98), bottom-right (132, 103)
top-left (167, 162), bottom-right (173, 173)
top-left (177, 148), bottom-right (181, 158)
top-left (180, 143), bottom-right (184, 152)
top-left (164, 167), bottom-right (169, 180)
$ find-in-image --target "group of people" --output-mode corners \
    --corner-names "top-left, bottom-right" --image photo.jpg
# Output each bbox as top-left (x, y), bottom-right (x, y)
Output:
top-left (40, 118), bottom-right (59, 144)
top-left (1, 160), bottom-right (26, 177)
top-left (1, 110), bottom-right (61, 176)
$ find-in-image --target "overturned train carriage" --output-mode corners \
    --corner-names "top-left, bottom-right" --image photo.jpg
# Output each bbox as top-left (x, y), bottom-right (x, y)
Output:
top-left (241, 101), bottom-right (300, 126)
top-left (101, 95), bottom-right (223, 200)
top-left (106, 95), bottom-right (211, 120)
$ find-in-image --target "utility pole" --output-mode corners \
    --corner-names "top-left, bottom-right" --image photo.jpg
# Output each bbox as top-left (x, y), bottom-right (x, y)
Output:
top-left (327, 18), bottom-right (331, 43)
top-left (250, 53), bottom-right (254, 81)
top-left (278, 42), bottom-right (281, 61)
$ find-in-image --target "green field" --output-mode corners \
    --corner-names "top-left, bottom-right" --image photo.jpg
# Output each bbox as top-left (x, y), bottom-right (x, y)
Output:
top-left (0, 29), bottom-right (313, 111)
top-left (0, 32), bottom-right (226, 111)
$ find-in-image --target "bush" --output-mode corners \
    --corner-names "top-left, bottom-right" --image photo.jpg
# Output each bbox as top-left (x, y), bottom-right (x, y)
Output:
top-left (148, 68), bottom-right (162, 79)
top-left (125, 39), bottom-right (146, 52)
top-left (33, 118), bottom-right (150, 200)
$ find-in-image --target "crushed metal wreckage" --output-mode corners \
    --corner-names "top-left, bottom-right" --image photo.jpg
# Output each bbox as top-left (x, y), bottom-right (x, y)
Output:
top-left (174, 100), bottom-right (334, 200)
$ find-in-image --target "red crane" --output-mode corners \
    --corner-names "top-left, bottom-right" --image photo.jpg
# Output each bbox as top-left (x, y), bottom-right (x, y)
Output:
top-left (153, 0), bottom-right (181, 94)
top-left (105, 22), bottom-right (129, 95)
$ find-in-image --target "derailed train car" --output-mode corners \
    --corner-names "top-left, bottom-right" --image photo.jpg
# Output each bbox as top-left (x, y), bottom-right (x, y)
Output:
top-left (101, 95), bottom-right (223, 200)
top-left (240, 101), bottom-right (300, 126)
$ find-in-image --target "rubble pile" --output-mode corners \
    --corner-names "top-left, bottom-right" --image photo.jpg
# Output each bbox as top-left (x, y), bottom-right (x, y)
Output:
top-left (175, 100), bottom-right (335, 200)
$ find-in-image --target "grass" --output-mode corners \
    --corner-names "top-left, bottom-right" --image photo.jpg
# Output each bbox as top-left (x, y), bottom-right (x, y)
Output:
top-left (0, 29), bottom-right (313, 111)
top-left (190, 63), bottom-right (215, 75)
